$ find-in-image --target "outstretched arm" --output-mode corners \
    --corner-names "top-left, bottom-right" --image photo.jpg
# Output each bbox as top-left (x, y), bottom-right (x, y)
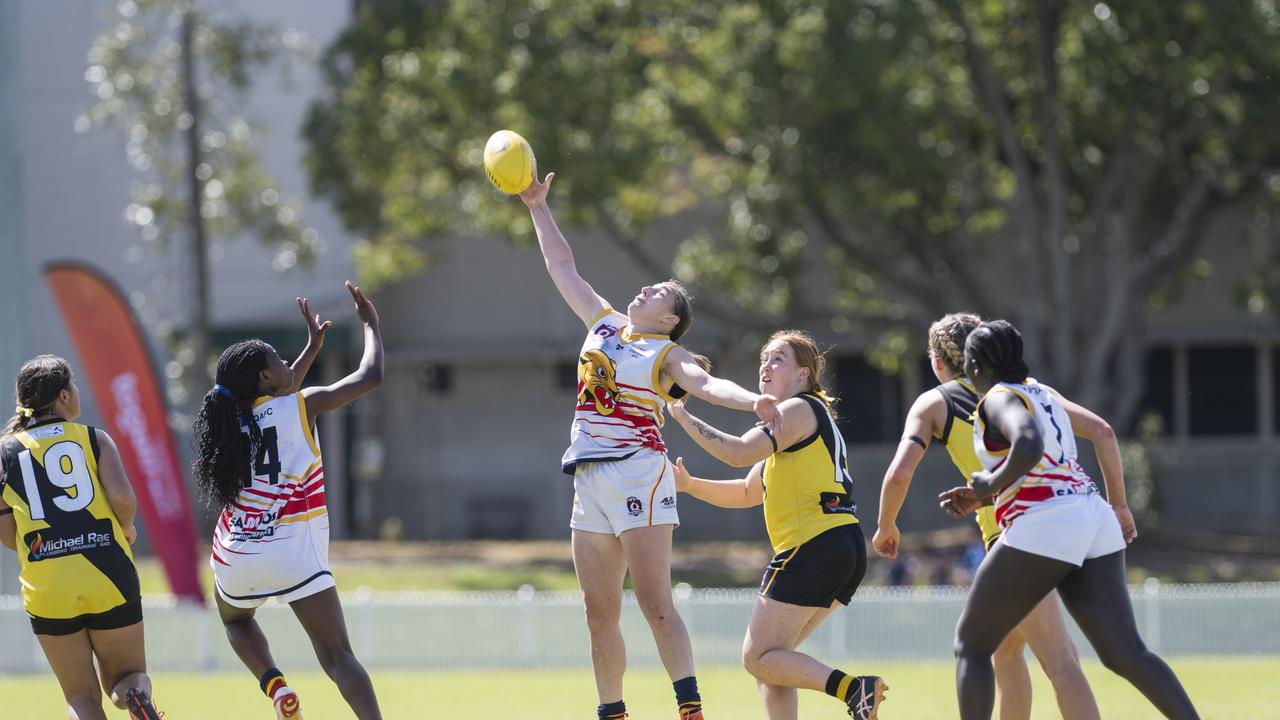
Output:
top-left (874, 391), bottom-right (947, 559)
top-left (673, 457), bottom-right (765, 509)
top-left (669, 397), bottom-right (815, 468)
top-left (286, 296), bottom-right (332, 394)
top-left (1047, 386), bottom-right (1136, 542)
top-left (969, 391), bottom-right (1043, 499)
top-left (518, 172), bottom-right (609, 326)
top-left (664, 347), bottom-right (781, 430)
top-left (304, 282), bottom-right (384, 418)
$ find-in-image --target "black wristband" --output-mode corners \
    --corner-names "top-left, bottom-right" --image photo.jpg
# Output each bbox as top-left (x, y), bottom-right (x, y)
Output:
top-left (905, 434), bottom-right (928, 450)
top-left (0, 507), bottom-right (12, 517)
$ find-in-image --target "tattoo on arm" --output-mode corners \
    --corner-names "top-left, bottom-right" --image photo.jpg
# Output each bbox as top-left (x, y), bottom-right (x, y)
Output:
top-left (689, 414), bottom-right (726, 444)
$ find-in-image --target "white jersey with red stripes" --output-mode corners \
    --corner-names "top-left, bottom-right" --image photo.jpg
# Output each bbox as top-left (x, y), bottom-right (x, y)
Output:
top-left (973, 380), bottom-right (1100, 529)
top-left (561, 309), bottom-right (679, 474)
top-left (211, 392), bottom-right (330, 602)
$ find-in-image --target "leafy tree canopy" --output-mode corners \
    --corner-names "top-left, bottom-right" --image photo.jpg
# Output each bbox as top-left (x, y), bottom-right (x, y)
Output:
top-left (305, 0), bottom-right (1280, 423)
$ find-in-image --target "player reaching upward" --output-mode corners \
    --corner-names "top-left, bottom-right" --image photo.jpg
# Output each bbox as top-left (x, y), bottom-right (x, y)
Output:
top-left (873, 312), bottom-right (1127, 720)
top-left (516, 171), bottom-right (782, 720)
top-left (950, 320), bottom-right (1199, 720)
top-left (0, 355), bottom-right (163, 720)
top-left (193, 283), bottom-right (383, 720)
top-left (669, 331), bottom-right (887, 720)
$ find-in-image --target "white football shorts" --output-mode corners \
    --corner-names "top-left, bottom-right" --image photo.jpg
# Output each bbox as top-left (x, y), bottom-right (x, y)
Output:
top-left (570, 450), bottom-right (680, 536)
top-left (998, 492), bottom-right (1126, 566)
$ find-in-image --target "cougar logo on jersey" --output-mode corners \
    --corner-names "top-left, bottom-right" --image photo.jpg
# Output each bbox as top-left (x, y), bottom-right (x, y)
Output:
top-left (578, 349), bottom-right (622, 416)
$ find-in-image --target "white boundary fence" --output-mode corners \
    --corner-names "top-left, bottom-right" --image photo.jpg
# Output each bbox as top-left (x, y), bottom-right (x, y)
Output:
top-left (2, 581), bottom-right (1278, 675)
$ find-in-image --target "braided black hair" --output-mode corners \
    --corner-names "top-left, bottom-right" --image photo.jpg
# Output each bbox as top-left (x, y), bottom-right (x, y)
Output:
top-left (192, 340), bottom-right (273, 509)
top-left (964, 320), bottom-right (1030, 384)
top-left (3, 355), bottom-right (73, 440)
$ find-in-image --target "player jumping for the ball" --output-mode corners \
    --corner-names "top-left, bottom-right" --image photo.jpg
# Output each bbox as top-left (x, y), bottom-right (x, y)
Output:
top-left (516, 170), bottom-right (782, 720)
top-left (193, 283), bottom-right (384, 720)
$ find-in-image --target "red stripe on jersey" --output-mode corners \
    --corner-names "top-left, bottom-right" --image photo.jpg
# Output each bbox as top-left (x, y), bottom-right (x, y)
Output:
top-left (575, 404), bottom-right (661, 426)
top-left (216, 545), bottom-right (261, 556)
top-left (241, 486), bottom-right (284, 500)
top-left (995, 485), bottom-right (1055, 526)
top-left (1027, 470), bottom-right (1078, 481)
top-left (280, 492), bottom-right (326, 517)
top-left (578, 431), bottom-right (639, 449)
top-left (228, 500), bottom-right (266, 513)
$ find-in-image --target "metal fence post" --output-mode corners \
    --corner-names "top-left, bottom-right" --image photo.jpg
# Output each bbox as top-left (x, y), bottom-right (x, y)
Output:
top-left (518, 584), bottom-right (536, 668)
top-left (356, 586), bottom-right (375, 665)
top-left (1144, 577), bottom-right (1162, 653)
top-left (200, 603), bottom-right (216, 671)
top-left (828, 603), bottom-right (848, 661)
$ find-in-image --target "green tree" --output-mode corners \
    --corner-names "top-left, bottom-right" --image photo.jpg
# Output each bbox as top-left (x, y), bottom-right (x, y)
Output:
top-left (305, 0), bottom-right (1280, 426)
top-left (85, 0), bottom-right (320, 400)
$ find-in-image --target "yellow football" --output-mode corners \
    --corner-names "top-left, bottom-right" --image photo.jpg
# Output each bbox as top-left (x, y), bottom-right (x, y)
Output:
top-left (483, 130), bottom-right (536, 194)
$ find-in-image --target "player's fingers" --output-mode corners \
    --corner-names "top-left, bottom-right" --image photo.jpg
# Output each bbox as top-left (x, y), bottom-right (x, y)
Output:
top-left (544, 171), bottom-right (555, 186)
top-left (319, 320), bottom-right (332, 332)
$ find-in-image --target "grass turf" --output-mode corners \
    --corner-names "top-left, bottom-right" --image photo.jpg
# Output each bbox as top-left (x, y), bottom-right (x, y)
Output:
top-left (0, 657), bottom-right (1274, 718)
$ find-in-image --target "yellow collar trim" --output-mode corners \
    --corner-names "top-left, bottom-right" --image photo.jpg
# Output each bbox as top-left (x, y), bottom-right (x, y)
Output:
top-left (621, 325), bottom-right (670, 343)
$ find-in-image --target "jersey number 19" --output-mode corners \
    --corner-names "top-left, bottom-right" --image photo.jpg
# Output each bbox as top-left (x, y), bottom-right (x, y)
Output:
top-left (16, 442), bottom-right (96, 521)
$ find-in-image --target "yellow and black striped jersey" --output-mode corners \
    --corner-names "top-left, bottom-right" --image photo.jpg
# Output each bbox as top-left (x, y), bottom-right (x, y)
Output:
top-left (936, 379), bottom-right (1001, 547)
top-left (0, 419), bottom-right (138, 619)
top-left (761, 394), bottom-right (859, 554)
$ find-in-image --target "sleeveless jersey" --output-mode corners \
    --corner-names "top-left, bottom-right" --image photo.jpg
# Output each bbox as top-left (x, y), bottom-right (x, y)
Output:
top-left (0, 420), bottom-right (138, 619)
top-left (761, 394), bottom-right (859, 554)
top-left (973, 380), bottom-right (1099, 529)
top-left (936, 379), bottom-right (1000, 546)
top-left (211, 393), bottom-right (328, 571)
top-left (562, 308), bottom-right (679, 474)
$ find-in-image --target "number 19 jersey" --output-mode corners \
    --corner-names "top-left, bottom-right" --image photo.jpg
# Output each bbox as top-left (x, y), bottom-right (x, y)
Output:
top-left (211, 392), bottom-right (334, 608)
top-left (0, 420), bottom-right (138, 620)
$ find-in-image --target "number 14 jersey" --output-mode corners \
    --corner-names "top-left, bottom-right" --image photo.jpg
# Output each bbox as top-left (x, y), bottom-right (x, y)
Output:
top-left (211, 393), bottom-right (328, 585)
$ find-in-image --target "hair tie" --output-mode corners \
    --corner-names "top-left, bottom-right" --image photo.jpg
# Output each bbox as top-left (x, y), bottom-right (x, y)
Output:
top-left (14, 405), bottom-right (34, 418)
top-left (213, 384), bottom-right (235, 400)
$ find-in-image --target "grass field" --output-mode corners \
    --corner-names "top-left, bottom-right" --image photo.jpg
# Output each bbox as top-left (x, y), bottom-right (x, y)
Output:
top-left (1, 658), bottom-right (1275, 719)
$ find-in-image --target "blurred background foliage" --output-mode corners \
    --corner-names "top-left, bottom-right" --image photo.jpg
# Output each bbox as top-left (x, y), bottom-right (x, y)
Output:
top-left (294, 0), bottom-right (1280, 423)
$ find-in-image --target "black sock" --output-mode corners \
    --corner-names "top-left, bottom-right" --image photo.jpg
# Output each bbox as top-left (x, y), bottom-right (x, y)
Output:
top-left (259, 668), bottom-right (286, 698)
top-left (597, 700), bottom-right (627, 719)
top-left (674, 675), bottom-right (701, 715)
top-left (826, 669), bottom-right (855, 702)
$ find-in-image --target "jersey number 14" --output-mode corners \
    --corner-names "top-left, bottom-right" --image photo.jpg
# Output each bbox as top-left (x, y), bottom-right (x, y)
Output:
top-left (255, 426), bottom-right (282, 485)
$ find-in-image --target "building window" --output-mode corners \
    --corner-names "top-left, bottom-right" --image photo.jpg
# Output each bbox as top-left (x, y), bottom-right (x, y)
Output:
top-left (556, 361), bottom-right (579, 391)
top-left (467, 494), bottom-right (531, 539)
top-left (1129, 347), bottom-right (1174, 436)
top-left (418, 364), bottom-right (452, 394)
top-left (833, 355), bottom-right (903, 444)
top-left (1187, 346), bottom-right (1257, 436)
top-left (1273, 347), bottom-right (1280, 436)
